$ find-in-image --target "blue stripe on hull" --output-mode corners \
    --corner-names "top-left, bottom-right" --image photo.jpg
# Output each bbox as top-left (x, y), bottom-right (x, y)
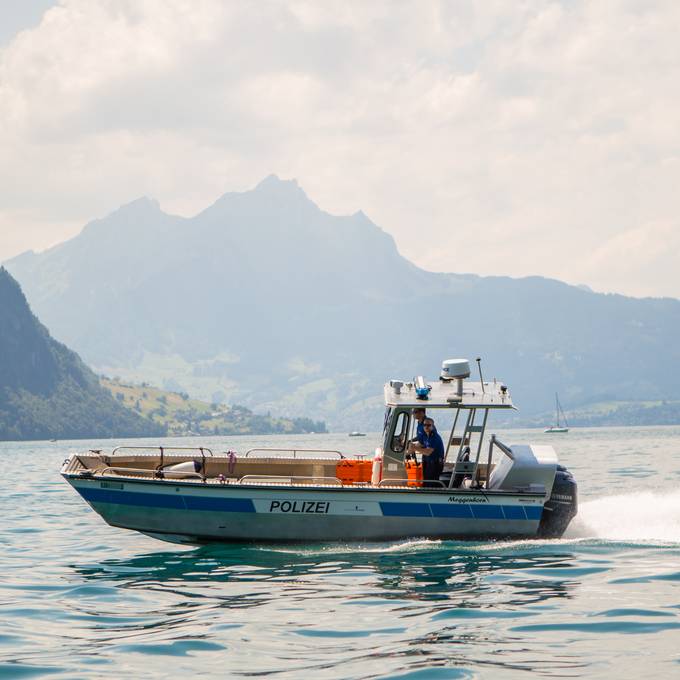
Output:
top-left (471, 504), bottom-right (505, 520)
top-left (523, 506), bottom-right (543, 520)
top-left (78, 487), bottom-right (255, 513)
top-left (501, 505), bottom-right (526, 520)
top-left (430, 504), bottom-right (474, 518)
top-left (76, 485), bottom-right (542, 521)
top-left (379, 502), bottom-right (432, 517)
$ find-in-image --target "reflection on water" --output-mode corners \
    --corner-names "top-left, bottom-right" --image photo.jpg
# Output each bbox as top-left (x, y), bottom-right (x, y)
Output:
top-left (73, 541), bottom-right (577, 606)
top-left (58, 537), bottom-right (680, 678)
top-left (60, 541), bottom-right (588, 677)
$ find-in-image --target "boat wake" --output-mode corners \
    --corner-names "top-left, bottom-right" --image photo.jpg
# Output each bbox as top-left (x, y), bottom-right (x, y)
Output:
top-left (261, 538), bottom-right (442, 556)
top-left (565, 490), bottom-right (680, 544)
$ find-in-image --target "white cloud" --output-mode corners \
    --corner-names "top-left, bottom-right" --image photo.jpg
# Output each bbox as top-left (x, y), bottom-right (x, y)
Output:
top-left (0, 0), bottom-right (679, 298)
top-left (577, 219), bottom-right (680, 298)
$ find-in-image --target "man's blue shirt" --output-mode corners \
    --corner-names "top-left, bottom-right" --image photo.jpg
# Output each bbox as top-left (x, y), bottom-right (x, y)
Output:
top-left (418, 429), bottom-right (445, 462)
top-left (416, 420), bottom-right (425, 440)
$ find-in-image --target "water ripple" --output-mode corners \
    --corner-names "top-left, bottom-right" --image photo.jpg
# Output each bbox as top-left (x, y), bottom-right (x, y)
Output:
top-left (3, 432), bottom-right (680, 677)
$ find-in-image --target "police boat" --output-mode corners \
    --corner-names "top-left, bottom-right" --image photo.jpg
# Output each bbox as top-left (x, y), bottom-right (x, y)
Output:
top-left (61, 358), bottom-right (577, 545)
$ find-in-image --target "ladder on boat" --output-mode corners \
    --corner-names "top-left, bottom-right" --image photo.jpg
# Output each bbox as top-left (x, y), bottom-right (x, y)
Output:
top-left (445, 408), bottom-right (489, 488)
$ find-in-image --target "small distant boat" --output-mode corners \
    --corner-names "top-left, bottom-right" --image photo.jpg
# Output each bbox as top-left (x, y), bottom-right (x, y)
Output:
top-left (348, 431), bottom-right (366, 437)
top-left (545, 393), bottom-right (569, 433)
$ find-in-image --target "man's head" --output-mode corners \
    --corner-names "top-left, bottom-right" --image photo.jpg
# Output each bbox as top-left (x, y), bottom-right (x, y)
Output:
top-left (414, 408), bottom-right (426, 422)
top-left (423, 418), bottom-right (435, 432)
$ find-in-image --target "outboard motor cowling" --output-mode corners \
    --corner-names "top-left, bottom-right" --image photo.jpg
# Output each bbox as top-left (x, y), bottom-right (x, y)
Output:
top-left (538, 465), bottom-right (578, 538)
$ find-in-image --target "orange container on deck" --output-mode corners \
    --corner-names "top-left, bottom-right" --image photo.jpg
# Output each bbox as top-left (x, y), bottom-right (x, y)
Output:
top-left (336, 459), bottom-right (373, 485)
top-left (405, 460), bottom-right (423, 487)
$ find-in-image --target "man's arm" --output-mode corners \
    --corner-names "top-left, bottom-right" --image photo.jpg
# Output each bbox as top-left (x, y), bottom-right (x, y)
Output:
top-left (408, 441), bottom-right (434, 456)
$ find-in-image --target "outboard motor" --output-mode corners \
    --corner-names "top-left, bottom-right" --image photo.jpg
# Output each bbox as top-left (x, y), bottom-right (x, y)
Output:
top-left (538, 465), bottom-right (578, 538)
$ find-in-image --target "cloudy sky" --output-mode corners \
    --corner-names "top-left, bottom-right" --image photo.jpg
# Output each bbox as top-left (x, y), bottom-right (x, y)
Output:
top-left (1, 0), bottom-right (679, 298)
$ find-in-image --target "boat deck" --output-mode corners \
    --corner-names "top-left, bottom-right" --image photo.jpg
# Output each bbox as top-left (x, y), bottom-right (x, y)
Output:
top-left (62, 449), bottom-right (496, 492)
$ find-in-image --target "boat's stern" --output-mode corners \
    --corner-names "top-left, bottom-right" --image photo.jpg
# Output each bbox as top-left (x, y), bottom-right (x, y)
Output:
top-left (487, 443), bottom-right (577, 538)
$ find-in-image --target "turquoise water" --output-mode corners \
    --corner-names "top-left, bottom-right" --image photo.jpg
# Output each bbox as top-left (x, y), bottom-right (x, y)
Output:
top-left (2, 427), bottom-right (680, 678)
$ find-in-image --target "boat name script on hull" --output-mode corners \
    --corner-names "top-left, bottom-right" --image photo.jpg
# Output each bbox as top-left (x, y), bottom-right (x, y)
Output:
top-left (269, 500), bottom-right (330, 514)
top-left (448, 495), bottom-right (488, 504)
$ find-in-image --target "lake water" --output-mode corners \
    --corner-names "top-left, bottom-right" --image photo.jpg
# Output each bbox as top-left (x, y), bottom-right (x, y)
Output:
top-left (2, 426), bottom-right (680, 679)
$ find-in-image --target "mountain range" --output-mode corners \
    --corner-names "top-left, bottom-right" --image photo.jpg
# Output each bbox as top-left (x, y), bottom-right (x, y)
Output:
top-left (5, 176), bottom-right (680, 430)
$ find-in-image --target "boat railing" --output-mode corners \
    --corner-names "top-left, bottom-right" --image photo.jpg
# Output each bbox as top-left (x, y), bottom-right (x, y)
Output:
top-left (447, 432), bottom-right (515, 489)
top-left (238, 474), bottom-right (343, 486)
top-left (377, 478), bottom-right (408, 487)
top-left (488, 435), bottom-right (514, 461)
top-left (244, 448), bottom-right (344, 459)
top-left (109, 445), bottom-right (213, 472)
top-left (377, 478), bottom-right (447, 488)
top-left (111, 445), bottom-right (214, 456)
top-left (465, 434), bottom-right (515, 489)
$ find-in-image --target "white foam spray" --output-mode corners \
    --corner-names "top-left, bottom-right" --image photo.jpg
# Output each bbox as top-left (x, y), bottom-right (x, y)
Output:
top-left (262, 538), bottom-right (441, 557)
top-left (566, 490), bottom-right (680, 543)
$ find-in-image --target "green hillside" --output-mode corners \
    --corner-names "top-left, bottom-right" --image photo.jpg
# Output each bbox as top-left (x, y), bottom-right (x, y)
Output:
top-left (0, 267), bottom-right (164, 441)
top-left (508, 399), bottom-right (680, 428)
top-left (566, 400), bottom-right (680, 427)
top-left (101, 377), bottom-right (327, 436)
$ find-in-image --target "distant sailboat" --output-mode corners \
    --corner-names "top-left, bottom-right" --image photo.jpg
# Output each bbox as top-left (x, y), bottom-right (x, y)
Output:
top-left (545, 393), bottom-right (569, 433)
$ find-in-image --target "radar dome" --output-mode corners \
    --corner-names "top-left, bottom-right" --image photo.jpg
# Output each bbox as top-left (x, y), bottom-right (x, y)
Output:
top-left (441, 359), bottom-right (470, 381)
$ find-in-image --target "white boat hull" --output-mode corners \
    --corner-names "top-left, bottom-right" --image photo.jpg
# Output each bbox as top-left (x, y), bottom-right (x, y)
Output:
top-left (64, 475), bottom-right (548, 544)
